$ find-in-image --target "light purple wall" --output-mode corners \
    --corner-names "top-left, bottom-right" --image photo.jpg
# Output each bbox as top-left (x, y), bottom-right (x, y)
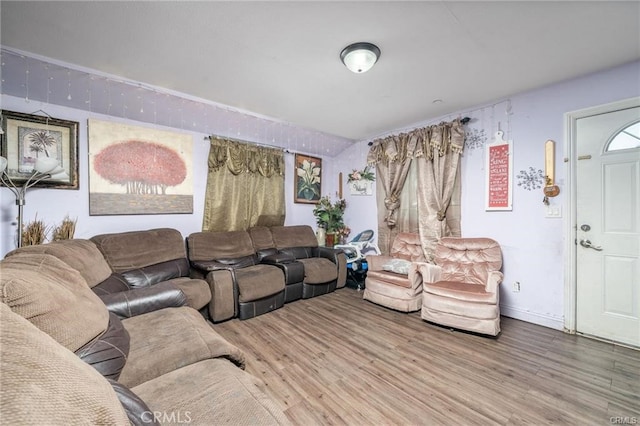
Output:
top-left (0, 95), bottom-right (323, 256)
top-left (0, 96), bottom-right (198, 254)
top-left (327, 60), bottom-right (640, 329)
top-left (2, 59), bottom-right (638, 330)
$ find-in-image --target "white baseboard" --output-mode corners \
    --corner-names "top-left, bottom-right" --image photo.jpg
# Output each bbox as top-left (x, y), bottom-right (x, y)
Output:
top-left (500, 304), bottom-right (564, 331)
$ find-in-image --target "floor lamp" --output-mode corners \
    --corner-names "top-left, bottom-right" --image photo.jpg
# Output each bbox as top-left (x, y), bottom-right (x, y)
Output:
top-left (0, 156), bottom-right (59, 248)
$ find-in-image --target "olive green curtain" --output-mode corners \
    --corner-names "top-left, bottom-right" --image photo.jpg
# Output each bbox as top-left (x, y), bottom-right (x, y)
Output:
top-left (368, 119), bottom-right (464, 258)
top-left (202, 137), bottom-right (285, 232)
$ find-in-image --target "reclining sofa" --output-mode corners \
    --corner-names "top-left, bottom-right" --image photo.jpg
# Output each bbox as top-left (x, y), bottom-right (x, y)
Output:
top-left (187, 225), bottom-right (347, 322)
top-left (0, 234), bottom-right (290, 425)
top-left (5, 228), bottom-right (211, 319)
top-left (91, 228), bottom-right (211, 315)
top-left (187, 230), bottom-right (287, 322)
top-left (267, 225), bottom-right (348, 299)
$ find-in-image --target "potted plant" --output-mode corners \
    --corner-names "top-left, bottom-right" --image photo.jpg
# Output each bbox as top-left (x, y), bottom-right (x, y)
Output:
top-left (313, 196), bottom-right (347, 246)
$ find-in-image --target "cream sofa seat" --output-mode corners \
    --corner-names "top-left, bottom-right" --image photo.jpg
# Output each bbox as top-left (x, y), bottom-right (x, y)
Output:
top-left (363, 232), bottom-right (427, 312)
top-left (420, 237), bottom-right (503, 336)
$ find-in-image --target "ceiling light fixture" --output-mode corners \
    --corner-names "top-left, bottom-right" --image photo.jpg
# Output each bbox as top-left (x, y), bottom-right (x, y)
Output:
top-left (340, 42), bottom-right (381, 74)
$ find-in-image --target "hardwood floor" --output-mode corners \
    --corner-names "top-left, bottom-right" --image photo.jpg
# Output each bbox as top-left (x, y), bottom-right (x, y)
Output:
top-left (213, 288), bottom-right (640, 425)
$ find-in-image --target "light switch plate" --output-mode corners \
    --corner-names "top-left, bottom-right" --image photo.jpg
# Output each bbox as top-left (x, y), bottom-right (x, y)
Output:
top-left (545, 205), bottom-right (562, 218)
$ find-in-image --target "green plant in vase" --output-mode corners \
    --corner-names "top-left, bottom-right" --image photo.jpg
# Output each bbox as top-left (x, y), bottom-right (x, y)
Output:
top-left (313, 196), bottom-right (346, 245)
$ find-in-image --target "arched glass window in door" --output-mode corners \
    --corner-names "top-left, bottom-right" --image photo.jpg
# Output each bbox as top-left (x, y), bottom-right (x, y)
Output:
top-left (606, 120), bottom-right (640, 151)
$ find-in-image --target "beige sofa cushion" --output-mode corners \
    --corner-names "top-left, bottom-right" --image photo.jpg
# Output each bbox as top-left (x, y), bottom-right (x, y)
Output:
top-left (5, 239), bottom-right (112, 288)
top-left (270, 225), bottom-right (318, 249)
top-left (298, 258), bottom-right (338, 284)
top-left (236, 265), bottom-right (285, 302)
top-left (133, 358), bottom-right (290, 425)
top-left (92, 228), bottom-right (187, 272)
top-left (119, 306), bottom-right (246, 388)
top-left (248, 226), bottom-right (276, 251)
top-left (0, 253), bottom-right (108, 352)
top-left (0, 303), bottom-right (129, 425)
top-left (188, 230), bottom-right (255, 261)
top-left (170, 277), bottom-right (212, 310)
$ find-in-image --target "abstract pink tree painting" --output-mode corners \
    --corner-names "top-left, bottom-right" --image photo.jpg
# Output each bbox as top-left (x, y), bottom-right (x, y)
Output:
top-left (94, 140), bottom-right (186, 195)
top-left (88, 120), bottom-right (193, 215)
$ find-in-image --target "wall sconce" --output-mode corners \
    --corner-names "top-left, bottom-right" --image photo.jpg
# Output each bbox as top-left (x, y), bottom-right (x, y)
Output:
top-left (543, 139), bottom-right (560, 205)
top-left (0, 156), bottom-right (59, 247)
top-left (340, 42), bottom-right (381, 73)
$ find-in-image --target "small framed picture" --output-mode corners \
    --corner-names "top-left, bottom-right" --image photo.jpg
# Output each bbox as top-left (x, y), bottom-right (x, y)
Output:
top-left (1, 110), bottom-right (79, 189)
top-left (294, 153), bottom-right (322, 204)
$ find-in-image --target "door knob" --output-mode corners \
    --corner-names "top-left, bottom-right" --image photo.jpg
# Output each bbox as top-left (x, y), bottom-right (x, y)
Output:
top-left (579, 239), bottom-right (603, 251)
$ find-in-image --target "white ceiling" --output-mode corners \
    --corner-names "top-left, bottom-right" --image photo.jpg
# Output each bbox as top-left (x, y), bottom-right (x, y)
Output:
top-left (1, 1), bottom-right (639, 142)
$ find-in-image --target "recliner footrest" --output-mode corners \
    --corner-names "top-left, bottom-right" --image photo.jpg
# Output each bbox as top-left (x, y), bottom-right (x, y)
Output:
top-left (238, 291), bottom-right (285, 320)
top-left (302, 281), bottom-right (336, 299)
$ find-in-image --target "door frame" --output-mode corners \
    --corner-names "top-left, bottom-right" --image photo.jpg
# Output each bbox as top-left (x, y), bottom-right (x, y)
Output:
top-left (563, 97), bottom-right (640, 334)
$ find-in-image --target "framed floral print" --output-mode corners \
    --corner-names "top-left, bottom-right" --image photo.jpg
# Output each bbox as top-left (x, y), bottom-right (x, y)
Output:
top-left (0, 110), bottom-right (79, 189)
top-left (294, 153), bottom-right (321, 204)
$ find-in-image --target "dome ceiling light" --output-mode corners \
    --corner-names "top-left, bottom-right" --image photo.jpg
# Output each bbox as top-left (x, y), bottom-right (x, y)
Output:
top-left (340, 42), bottom-right (381, 73)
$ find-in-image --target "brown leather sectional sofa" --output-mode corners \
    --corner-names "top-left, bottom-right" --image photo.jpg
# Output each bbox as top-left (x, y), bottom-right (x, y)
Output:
top-left (189, 225), bottom-right (347, 322)
top-left (0, 225), bottom-right (346, 425)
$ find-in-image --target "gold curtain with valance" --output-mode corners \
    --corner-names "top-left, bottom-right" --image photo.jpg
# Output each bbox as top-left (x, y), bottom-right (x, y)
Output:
top-left (202, 137), bottom-right (285, 232)
top-left (367, 119), bottom-right (465, 257)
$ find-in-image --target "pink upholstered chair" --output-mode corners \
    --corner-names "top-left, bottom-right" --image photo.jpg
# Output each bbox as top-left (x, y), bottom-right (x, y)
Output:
top-left (363, 233), bottom-right (427, 312)
top-left (420, 237), bottom-right (503, 336)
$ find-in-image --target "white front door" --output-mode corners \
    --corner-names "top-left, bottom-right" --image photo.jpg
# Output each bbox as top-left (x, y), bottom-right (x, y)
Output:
top-left (575, 103), bottom-right (640, 347)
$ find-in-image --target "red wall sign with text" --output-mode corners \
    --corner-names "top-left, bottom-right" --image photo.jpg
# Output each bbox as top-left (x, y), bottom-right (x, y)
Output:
top-left (485, 132), bottom-right (513, 211)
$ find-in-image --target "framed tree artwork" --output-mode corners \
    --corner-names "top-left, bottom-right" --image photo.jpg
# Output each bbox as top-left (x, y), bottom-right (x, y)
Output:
top-left (0, 110), bottom-right (79, 189)
top-left (88, 119), bottom-right (193, 215)
top-left (294, 153), bottom-right (322, 204)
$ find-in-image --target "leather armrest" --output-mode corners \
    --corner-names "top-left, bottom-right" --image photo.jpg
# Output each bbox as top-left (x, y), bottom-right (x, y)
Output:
top-left (99, 281), bottom-right (188, 318)
top-left (107, 379), bottom-right (159, 426)
top-left (265, 260), bottom-right (304, 285)
top-left (75, 312), bottom-right (129, 381)
top-left (92, 273), bottom-right (131, 296)
top-left (121, 258), bottom-right (190, 289)
top-left (261, 252), bottom-right (296, 264)
top-left (316, 246), bottom-right (342, 264)
top-left (255, 248), bottom-right (278, 262)
top-left (190, 260), bottom-right (234, 273)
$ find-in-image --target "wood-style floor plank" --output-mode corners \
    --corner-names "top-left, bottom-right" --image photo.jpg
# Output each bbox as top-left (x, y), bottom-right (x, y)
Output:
top-left (213, 288), bottom-right (640, 425)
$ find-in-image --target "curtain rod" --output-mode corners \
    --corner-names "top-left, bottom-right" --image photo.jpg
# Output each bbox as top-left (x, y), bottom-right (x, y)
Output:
top-left (204, 135), bottom-right (292, 154)
top-left (367, 116), bottom-right (471, 146)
